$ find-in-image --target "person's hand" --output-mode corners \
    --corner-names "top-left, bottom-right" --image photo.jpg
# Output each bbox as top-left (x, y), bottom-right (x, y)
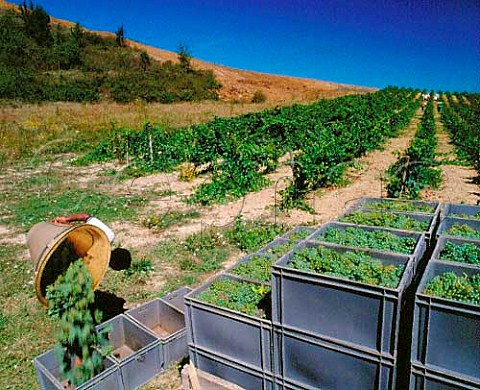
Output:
top-left (51, 216), bottom-right (71, 224)
top-left (51, 213), bottom-right (90, 224)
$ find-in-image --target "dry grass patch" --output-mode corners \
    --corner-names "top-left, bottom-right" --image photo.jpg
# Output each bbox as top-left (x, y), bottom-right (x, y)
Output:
top-left (0, 100), bottom-right (277, 163)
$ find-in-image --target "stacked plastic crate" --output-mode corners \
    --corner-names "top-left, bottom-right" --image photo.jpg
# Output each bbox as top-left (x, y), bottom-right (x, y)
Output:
top-left (411, 204), bottom-right (480, 389)
top-left (185, 198), bottom-right (442, 389)
top-left (271, 198), bottom-right (438, 389)
top-left (185, 227), bottom-right (315, 390)
top-left (338, 198), bottom-right (440, 247)
top-left (34, 287), bottom-right (191, 390)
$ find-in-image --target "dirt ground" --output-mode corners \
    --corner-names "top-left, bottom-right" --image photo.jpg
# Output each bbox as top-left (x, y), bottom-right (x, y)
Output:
top-left (422, 108), bottom-right (479, 204)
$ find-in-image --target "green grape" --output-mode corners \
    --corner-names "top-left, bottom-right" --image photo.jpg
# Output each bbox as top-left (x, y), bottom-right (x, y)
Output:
top-left (288, 246), bottom-right (405, 288)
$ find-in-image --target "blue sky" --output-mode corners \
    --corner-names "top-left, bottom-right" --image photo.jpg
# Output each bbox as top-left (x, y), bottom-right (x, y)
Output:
top-left (10, 0), bottom-right (480, 92)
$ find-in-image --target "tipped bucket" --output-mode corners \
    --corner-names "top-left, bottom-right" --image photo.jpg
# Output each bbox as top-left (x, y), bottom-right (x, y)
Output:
top-left (27, 222), bottom-right (111, 306)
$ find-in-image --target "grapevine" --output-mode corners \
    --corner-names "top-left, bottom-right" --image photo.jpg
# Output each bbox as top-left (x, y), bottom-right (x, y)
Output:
top-left (449, 212), bottom-right (480, 221)
top-left (386, 96), bottom-right (441, 199)
top-left (46, 260), bottom-right (111, 387)
top-left (362, 199), bottom-right (435, 213)
top-left (285, 228), bottom-right (314, 242)
top-left (442, 93), bottom-right (480, 175)
top-left (263, 241), bottom-right (296, 258)
top-left (79, 87), bottom-right (419, 207)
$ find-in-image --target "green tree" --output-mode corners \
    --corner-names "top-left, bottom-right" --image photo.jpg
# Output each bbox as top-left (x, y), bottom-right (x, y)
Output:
top-left (115, 24), bottom-right (125, 47)
top-left (0, 66), bottom-right (37, 99)
top-left (0, 9), bottom-right (39, 98)
top-left (71, 22), bottom-right (85, 46)
top-left (0, 8), bottom-right (220, 104)
top-left (56, 38), bottom-right (81, 69)
top-left (140, 50), bottom-right (150, 71)
top-left (19, 1), bottom-right (53, 47)
top-left (47, 24), bottom-right (81, 70)
top-left (0, 10), bottom-right (37, 68)
top-left (177, 43), bottom-right (192, 72)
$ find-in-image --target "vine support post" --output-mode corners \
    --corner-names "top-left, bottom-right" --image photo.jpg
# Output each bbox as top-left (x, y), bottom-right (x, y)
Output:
top-left (149, 133), bottom-right (153, 163)
top-left (274, 176), bottom-right (293, 226)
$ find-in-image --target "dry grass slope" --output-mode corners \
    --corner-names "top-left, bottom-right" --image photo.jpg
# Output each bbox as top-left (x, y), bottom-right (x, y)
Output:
top-left (130, 41), bottom-right (377, 103)
top-left (0, 0), bottom-right (376, 105)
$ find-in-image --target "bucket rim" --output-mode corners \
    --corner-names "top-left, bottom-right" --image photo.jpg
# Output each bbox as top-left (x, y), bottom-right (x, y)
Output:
top-left (33, 223), bottom-right (110, 306)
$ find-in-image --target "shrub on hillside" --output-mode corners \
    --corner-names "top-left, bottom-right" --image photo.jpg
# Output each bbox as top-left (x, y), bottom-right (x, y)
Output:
top-left (39, 71), bottom-right (101, 102)
top-left (251, 90), bottom-right (267, 103)
top-left (0, 6), bottom-right (220, 104)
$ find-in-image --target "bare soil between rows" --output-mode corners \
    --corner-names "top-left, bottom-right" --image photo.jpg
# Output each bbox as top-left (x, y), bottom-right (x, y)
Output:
top-left (422, 108), bottom-right (479, 204)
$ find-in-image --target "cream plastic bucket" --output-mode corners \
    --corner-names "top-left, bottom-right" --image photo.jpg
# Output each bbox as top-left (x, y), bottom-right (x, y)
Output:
top-left (27, 222), bottom-right (111, 306)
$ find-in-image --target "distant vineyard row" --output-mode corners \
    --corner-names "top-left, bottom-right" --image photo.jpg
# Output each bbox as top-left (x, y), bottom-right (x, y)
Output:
top-left (80, 87), bottom-right (419, 207)
top-left (386, 97), bottom-right (441, 199)
top-left (441, 93), bottom-right (480, 176)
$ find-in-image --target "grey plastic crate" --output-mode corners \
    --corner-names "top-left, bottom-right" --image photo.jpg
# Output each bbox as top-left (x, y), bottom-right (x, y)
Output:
top-left (442, 203), bottom-right (480, 221)
top-left (279, 226), bottom-right (316, 242)
top-left (271, 241), bottom-right (414, 356)
top-left (310, 222), bottom-right (427, 258)
top-left (257, 237), bottom-right (297, 255)
top-left (225, 253), bottom-right (275, 284)
top-left (223, 238), bottom-right (302, 285)
top-left (410, 363), bottom-right (480, 390)
top-left (345, 197), bottom-right (440, 215)
top-left (185, 275), bottom-right (273, 374)
top-left (225, 239), bottom-right (300, 284)
top-left (431, 236), bottom-right (480, 266)
top-left (97, 314), bottom-right (163, 390)
top-left (412, 261), bottom-right (480, 382)
top-left (436, 217), bottom-right (480, 241)
top-left (125, 298), bottom-right (187, 367)
top-left (189, 345), bottom-right (275, 390)
top-left (160, 286), bottom-right (192, 313)
top-left (339, 208), bottom-right (437, 239)
top-left (273, 327), bottom-right (396, 390)
top-left (34, 348), bottom-right (121, 390)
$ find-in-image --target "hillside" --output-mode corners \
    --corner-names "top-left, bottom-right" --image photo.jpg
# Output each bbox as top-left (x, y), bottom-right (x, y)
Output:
top-left (127, 40), bottom-right (376, 103)
top-left (88, 31), bottom-right (377, 104)
top-left (0, 0), bottom-right (375, 104)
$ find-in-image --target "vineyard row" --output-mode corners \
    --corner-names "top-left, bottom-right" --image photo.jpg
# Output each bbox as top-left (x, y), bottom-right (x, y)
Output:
top-left (386, 96), bottom-right (441, 199)
top-left (81, 87), bottom-right (420, 207)
top-left (441, 93), bottom-right (480, 176)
